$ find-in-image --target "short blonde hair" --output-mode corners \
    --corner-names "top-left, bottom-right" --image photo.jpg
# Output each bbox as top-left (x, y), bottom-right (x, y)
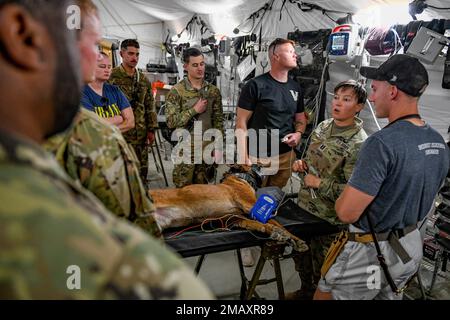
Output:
top-left (268, 38), bottom-right (295, 56)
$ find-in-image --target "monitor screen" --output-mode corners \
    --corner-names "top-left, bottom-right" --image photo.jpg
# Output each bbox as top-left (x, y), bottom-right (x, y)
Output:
top-left (332, 34), bottom-right (346, 51)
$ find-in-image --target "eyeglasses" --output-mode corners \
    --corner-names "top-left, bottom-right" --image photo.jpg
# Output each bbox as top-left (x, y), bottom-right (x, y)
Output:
top-left (271, 38), bottom-right (285, 55)
top-left (270, 38), bottom-right (295, 55)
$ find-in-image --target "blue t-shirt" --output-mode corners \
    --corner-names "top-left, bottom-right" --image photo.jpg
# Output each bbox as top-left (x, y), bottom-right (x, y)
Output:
top-left (349, 120), bottom-right (449, 232)
top-left (81, 83), bottom-right (130, 118)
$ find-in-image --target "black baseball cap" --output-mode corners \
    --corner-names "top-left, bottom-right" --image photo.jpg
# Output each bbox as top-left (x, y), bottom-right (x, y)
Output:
top-left (360, 54), bottom-right (429, 97)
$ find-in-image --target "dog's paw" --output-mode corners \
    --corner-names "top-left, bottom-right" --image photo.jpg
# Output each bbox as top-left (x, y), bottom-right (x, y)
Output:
top-left (292, 239), bottom-right (309, 253)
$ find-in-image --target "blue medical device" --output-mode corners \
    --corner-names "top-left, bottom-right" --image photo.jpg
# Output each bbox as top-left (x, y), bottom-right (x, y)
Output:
top-left (250, 194), bottom-right (278, 224)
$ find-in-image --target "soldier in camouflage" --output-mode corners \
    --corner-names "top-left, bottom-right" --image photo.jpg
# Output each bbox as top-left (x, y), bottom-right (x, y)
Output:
top-left (109, 39), bottom-right (158, 185)
top-left (0, 0), bottom-right (213, 299)
top-left (1, 131), bottom-right (213, 299)
top-left (165, 47), bottom-right (224, 188)
top-left (288, 80), bottom-right (368, 299)
top-left (1, 132), bottom-right (213, 299)
top-left (46, 108), bottom-right (161, 238)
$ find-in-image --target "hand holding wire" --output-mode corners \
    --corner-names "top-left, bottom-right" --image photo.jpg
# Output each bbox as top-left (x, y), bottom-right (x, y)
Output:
top-left (282, 132), bottom-right (301, 147)
top-left (304, 173), bottom-right (321, 189)
top-left (292, 159), bottom-right (308, 173)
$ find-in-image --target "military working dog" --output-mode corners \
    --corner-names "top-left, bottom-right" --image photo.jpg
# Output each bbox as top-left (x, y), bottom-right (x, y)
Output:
top-left (149, 166), bottom-right (308, 252)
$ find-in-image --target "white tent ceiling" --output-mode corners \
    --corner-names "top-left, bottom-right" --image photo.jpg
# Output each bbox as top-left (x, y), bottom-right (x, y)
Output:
top-left (93, 0), bottom-right (450, 65)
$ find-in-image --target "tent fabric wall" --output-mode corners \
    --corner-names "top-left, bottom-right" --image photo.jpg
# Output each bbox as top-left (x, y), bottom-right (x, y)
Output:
top-left (92, 0), bottom-right (450, 139)
top-left (94, 0), bottom-right (450, 66)
top-left (94, 0), bottom-right (166, 66)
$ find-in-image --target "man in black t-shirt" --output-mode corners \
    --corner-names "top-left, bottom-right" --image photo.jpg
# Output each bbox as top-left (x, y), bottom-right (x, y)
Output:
top-left (236, 38), bottom-right (306, 188)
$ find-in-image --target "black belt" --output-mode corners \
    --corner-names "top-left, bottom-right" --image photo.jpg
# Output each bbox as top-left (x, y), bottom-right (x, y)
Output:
top-left (354, 224), bottom-right (417, 265)
top-left (348, 224), bottom-right (417, 242)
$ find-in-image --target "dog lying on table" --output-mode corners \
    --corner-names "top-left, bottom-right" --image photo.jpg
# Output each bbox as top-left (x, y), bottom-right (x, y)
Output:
top-left (148, 165), bottom-right (308, 253)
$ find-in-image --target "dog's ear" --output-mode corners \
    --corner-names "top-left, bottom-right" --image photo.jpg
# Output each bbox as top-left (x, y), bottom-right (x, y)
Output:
top-left (250, 165), bottom-right (264, 187)
top-left (226, 164), bottom-right (251, 173)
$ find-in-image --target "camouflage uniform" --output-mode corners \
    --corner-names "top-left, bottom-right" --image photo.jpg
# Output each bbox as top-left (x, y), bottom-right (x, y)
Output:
top-left (0, 130), bottom-right (213, 299)
top-left (45, 108), bottom-right (161, 238)
top-left (165, 78), bottom-right (224, 188)
top-left (109, 65), bottom-right (157, 184)
top-left (293, 117), bottom-right (367, 296)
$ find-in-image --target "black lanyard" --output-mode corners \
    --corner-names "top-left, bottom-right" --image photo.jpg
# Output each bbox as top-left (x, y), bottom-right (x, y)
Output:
top-left (385, 114), bottom-right (421, 128)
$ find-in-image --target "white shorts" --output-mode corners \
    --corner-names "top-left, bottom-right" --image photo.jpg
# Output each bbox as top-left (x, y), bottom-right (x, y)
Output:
top-left (317, 225), bottom-right (422, 300)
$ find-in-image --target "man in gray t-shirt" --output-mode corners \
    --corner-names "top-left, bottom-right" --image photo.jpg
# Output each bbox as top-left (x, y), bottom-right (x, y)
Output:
top-left (315, 54), bottom-right (449, 300)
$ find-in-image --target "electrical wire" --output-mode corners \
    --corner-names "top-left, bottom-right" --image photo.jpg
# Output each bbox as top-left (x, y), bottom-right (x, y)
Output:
top-left (165, 223), bottom-right (203, 239)
top-left (366, 100), bottom-right (382, 131)
top-left (428, 5), bottom-right (450, 10)
top-left (299, 56), bottom-right (330, 161)
top-left (235, 17), bottom-right (257, 34)
top-left (232, 0), bottom-right (274, 35)
top-left (249, 0), bottom-right (274, 36)
top-left (295, 1), bottom-right (352, 15)
top-left (323, 11), bottom-right (338, 23)
top-left (166, 213), bottom-right (246, 239)
top-left (286, 51), bottom-right (330, 195)
top-left (284, 1), bottom-right (299, 30)
top-left (390, 27), bottom-right (404, 56)
top-left (279, 0), bottom-right (287, 20)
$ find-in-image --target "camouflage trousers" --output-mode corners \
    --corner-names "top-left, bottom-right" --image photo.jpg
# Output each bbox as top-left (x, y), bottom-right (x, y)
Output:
top-left (129, 140), bottom-right (149, 184)
top-left (172, 163), bottom-right (217, 188)
top-left (292, 232), bottom-right (339, 292)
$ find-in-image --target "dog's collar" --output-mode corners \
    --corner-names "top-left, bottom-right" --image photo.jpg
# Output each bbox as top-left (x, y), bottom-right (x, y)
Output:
top-left (231, 172), bottom-right (259, 190)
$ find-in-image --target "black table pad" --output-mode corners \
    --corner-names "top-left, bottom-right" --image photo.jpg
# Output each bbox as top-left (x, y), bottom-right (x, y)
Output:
top-left (164, 199), bottom-right (340, 257)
